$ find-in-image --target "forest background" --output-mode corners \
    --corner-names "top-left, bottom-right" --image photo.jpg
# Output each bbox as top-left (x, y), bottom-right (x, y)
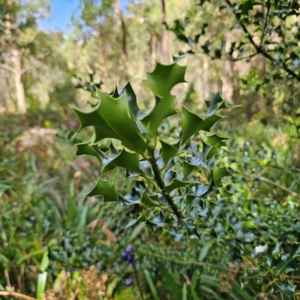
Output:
top-left (1, 0), bottom-right (300, 299)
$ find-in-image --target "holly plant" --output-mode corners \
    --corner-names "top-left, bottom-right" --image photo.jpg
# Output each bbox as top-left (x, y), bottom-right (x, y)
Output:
top-left (74, 61), bottom-right (237, 238)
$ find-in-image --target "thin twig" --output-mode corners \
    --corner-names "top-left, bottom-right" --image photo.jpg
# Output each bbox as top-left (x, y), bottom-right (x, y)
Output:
top-left (282, 275), bottom-right (300, 281)
top-left (0, 291), bottom-right (36, 300)
top-left (148, 148), bottom-right (182, 219)
top-left (235, 170), bottom-right (300, 200)
top-left (132, 258), bottom-right (145, 300)
top-left (270, 165), bottom-right (300, 173)
top-left (226, 52), bottom-right (257, 62)
top-left (224, 0), bottom-right (300, 81)
top-left (260, 2), bottom-right (271, 48)
top-left (138, 250), bottom-right (236, 272)
top-left (1, 64), bottom-right (16, 73)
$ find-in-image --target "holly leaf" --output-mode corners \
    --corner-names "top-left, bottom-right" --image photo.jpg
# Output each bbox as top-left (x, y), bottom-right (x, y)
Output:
top-left (76, 141), bottom-right (101, 161)
top-left (139, 160), bottom-right (154, 177)
top-left (212, 167), bottom-right (232, 188)
top-left (102, 148), bottom-right (141, 174)
top-left (219, 188), bottom-right (234, 197)
top-left (273, 282), bottom-right (296, 300)
top-left (74, 90), bottom-right (148, 153)
top-left (126, 211), bottom-right (147, 228)
top-left (201, 133), bottom-right (228, 147)
top-left (206, 146), bottom-right (219, 161)
top-left (183, 160), bottom-right (195, 179)
top-left (187, 143), bottom-right (212, 169)
top-left (124, 83), bottom-right (146, 132)
top-left (160, 140), bottom-right (179, 165)
top-left (141, 94), bottom-right (177, 141)
top-left (181, 106), bottom-right (223, 146)
top-left (143, 62), bottom-right (186, 98)
top-left (141, 191), bottom-right (159, 207)
top-left (165, 178), bottom-right (192, 192)
top-left (195, 183), bottom-right (212, 197)
top-left (205, 93), bottom-right (239, 116)
top-left (87, 179), bottom-right (119, 202)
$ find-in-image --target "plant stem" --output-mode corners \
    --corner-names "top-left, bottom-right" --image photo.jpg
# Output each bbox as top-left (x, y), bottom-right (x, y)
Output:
top-left (235, 170), bottom-right (300, 200)
top-left (147, 147), bottom-right (182, 219)
top-left (224, 0), bottom-right (300, 81)
top-left (0, 291), bottom-right (36, 300)
top-left (138, 250), bottom-right (236, 272)
top-left (132, 258), bottom-right (145, 300)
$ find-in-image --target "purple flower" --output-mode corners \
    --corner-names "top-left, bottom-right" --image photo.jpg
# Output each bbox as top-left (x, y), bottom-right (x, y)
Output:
top-left (121, 252), bottom-right (128, 261)
top-left (127, 253), bottom-right (133, 263)
top-left (125, 278), bottom-right (133, 287)
top-left (126, 244), bottom-right (134, 253)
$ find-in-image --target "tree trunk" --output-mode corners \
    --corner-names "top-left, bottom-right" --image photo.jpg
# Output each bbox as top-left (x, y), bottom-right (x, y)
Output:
top-left (115, 0), bottom-right (127, 61)
top-left (4, 70), bottom-right (14, 110)
top-left (3, 0), bottom-right (26, 113)
top-left (222, 60), bottom-right (234, 103)
top-left (159, 0), bottom-right (169, 64)
top-left (11, 48), bottom-right (26, 113)
top-left (151, 34), bottom-right (157, 65)
top-left (99, 32), bottom-right (108, 79)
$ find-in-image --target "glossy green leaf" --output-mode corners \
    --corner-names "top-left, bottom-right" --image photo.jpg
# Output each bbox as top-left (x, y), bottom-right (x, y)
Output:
top-left (87, 179), bottom-right (119, 202)
top-left (181, 106), bottom-right (223, 146)
top-left (183, 160), bottom-right (195, 179)
top-left (266, 243), bottom-right (281, 268)
top-left (206, 146), bottom-right (219, 161)
top-left (242, 220), bottom-right (257, 229)
top-left (76, 141), bottom-right (101, 161)
top-left (273, 282), bottom-right (296, 300)
top-left (102, 148), bottom-right (140, 174)
top-left (187, 143), bottom-right (212, 169)
top-left (160, 140), bottom-right (179, 165)
top-left (124, 83), bottom-right (146, 132)
top-left (143, 62), bottom-right (187, 98)
top-left (139, 160), bottom-right (154, 177)
top-left (141, 191), bottom-right (159, 207)
top-left (205, 93), bottom-right (239, 116)
top-left (219, 188), bottom-right (234, 197)
top-left (212, 167), bottom-right (232, 188)
top-left (205, 93), bottom-right (224, 116)
top-left (201, 132), bottom-right (228, 147)
top-left (126, 211), bottom-right (147, 228)
top-left (195, 183), bottom-right (212, 197)
top-left (141, 93), bottom-right (177, 141)
top-left (124, 187), bottom-right (141, 201)
top-left (74, 90), bottom-right (148, 153)
top-left (165, 178), bottom-right (191, 193)
top-left (277, 244), bottom-right (300, 274)
top-left (201, 113), bottom-right (223, 131)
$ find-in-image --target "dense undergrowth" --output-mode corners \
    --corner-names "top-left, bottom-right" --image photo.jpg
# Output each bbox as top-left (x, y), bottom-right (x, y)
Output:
top-left (1, 96), bottom-right (300, 300)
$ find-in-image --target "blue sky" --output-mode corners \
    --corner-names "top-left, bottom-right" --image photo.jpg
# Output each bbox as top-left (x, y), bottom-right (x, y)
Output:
top-left (39, 0), bottom-right (128, 33)
top-left (39, 0), bottom-right (80, 33)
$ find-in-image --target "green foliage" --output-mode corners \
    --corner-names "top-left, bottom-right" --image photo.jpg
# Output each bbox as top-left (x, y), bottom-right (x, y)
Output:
top-left (170, 0), bottom-right (300, 120)
top-left (74, 61), bottom-right (237, 238)
top-left (1, 106), bottom-right (300, 299)
top-left (2, 0), bottom-right (300, 297)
